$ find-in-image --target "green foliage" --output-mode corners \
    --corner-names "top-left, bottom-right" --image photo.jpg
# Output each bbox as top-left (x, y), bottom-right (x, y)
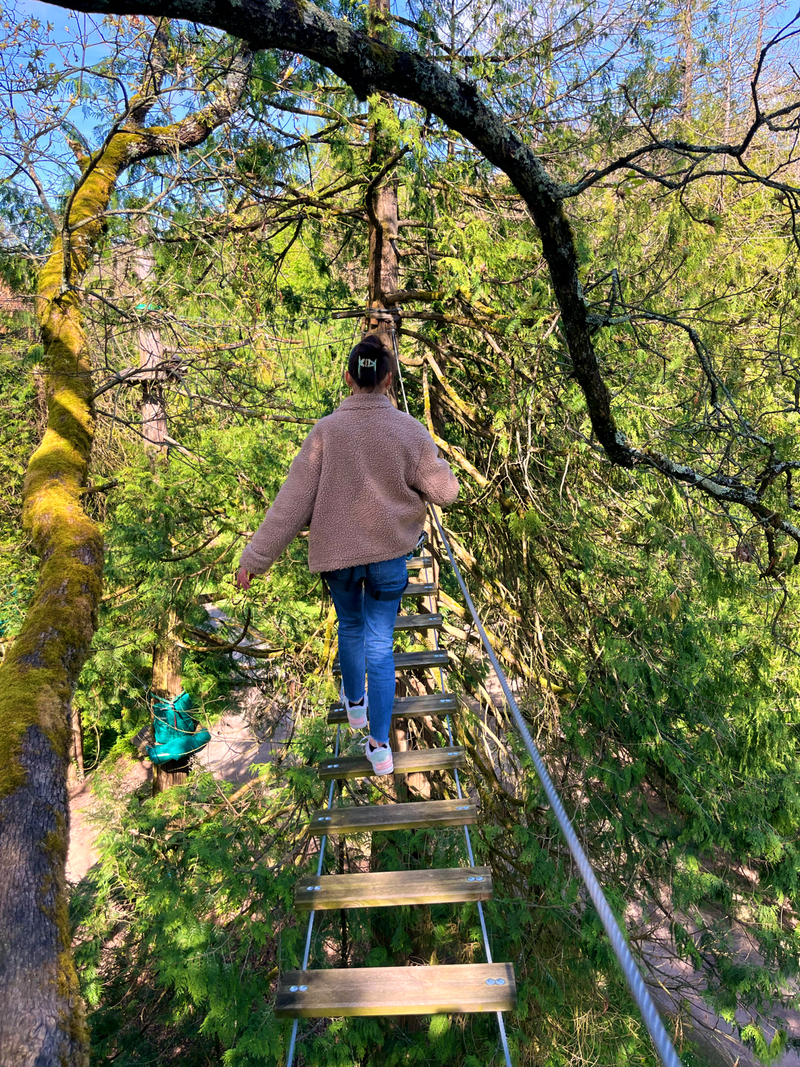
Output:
top-left (72, 767), bottom-right (300, 1066)
top-left (1, 5), bottom-right (799, 1064)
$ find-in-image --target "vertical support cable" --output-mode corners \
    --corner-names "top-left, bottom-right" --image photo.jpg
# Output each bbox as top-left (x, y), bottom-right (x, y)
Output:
top-left (285, 725), bottom-right (342, 1067)
top-left (389, 317), bottom-right (409, 412)
top-left (392, 325), bottom-right (513, 1067)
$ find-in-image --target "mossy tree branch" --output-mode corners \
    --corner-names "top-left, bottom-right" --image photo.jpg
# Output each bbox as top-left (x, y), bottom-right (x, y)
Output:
top-left (0, 34), bottom-right (253, 1067)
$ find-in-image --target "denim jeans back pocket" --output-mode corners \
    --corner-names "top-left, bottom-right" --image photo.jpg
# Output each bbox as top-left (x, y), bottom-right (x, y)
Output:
top-left (366, 555), bottom-right (408, 596)
top-left (328, 564), bottom-right (364, 585)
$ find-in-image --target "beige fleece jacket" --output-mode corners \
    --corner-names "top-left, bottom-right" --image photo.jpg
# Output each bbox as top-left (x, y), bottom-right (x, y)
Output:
top-left (239, 393), bottom-right (459, 574)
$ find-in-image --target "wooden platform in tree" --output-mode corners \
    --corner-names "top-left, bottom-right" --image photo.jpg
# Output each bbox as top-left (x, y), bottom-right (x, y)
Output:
top-left (295, 865), bottom-right (492, 910)
top-left (274, 963), bottom-right (516, 1017)
top-left (318, 746), bottom-right (465, 780)
top-left (308, 798), bottom-right (477, 836)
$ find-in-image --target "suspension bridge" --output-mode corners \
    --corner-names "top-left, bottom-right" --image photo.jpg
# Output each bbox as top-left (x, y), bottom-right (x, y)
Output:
top-left (269, 328), bottom-right (683, 1067)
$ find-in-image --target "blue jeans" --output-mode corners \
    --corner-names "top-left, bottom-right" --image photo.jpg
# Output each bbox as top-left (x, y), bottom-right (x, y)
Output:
top-left (325, 555), bottom-right (408, 745)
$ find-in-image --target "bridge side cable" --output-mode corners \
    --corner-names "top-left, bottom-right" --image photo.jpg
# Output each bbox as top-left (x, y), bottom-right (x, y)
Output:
top-left (427, 505), bottom-right (682, 1067)
top-left (389, 320), bottom-right (681, 1067)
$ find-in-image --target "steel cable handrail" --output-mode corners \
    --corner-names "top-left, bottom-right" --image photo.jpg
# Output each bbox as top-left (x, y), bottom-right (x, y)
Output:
top-left (422, 563), bottom-right (514, 1067)
top-left (390, 313), bottom-right (678, 1064)
top-left (428, 505), bottom-right (682, 1067)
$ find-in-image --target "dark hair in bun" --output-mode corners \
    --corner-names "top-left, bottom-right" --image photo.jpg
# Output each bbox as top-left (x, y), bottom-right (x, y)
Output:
top-left (348, 333), bottom-right (394, 390)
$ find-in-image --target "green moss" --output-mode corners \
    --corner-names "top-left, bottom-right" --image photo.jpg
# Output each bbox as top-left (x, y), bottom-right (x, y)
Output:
top-left (0, 108), bottom-right (233, 800)
top-left (0, 132), bottom-right (130, 800)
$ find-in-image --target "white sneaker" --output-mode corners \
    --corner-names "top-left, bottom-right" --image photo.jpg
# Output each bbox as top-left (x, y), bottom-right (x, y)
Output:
top-left (341, 686), bottom-right (368, 731)
top-left (363, 737), bottom-right (394, 776)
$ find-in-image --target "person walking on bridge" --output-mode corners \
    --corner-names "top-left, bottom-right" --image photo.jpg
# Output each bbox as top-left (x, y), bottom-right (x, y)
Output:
top-left (235, 333), bottom-right (459, 775)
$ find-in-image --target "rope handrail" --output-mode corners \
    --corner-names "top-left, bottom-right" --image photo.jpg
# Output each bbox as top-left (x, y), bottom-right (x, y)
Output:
top-left (428, 504), bottom-right (682, 1067)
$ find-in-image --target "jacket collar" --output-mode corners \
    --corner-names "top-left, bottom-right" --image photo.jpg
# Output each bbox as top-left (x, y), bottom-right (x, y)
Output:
top-left (338, 393), bottom-right (395, 410)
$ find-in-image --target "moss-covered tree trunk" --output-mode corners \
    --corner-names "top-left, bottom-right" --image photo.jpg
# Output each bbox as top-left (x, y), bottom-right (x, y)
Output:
top-left (0, 38), bottom-right (252, 1064)
top-left (0, 144), bottom-right (129, 1067)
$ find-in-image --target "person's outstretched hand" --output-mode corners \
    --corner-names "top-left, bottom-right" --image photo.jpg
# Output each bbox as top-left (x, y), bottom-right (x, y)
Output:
top-left (235, 566), bottom-right (255, 590)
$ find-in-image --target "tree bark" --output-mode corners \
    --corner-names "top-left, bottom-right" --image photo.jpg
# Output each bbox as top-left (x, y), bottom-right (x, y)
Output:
top-left (0, 39), bottom-right (253, 1065)
top-left (130, 234), bottom-right (188, 791)
top-left (140, 327), bottom-right (168, 447)
top-left (677, 0), bottom-right (695, 123)
top-left (71, 704), bottom-right (85, 781)
top-left (152, 611), bottom-right (189, 792)
top-left (365, 0), bottom-right (401, 347)
top-left (0, 134), bottom-right (128, 1067)
top-left (133, 237), bottom-right (169, 449)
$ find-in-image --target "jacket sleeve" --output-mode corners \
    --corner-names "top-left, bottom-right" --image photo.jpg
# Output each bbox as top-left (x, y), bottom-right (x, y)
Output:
top-left (239, 428), bottom-right (323, 574)
top-left (411, 426), bottom-right (460, 506)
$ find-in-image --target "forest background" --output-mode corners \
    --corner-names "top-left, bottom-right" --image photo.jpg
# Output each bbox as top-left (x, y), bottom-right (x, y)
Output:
top-left (1, 0), bottom-right (800, 1063)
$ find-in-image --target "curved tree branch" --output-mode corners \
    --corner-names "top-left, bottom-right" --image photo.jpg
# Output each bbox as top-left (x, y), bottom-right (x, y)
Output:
top-left (21, 0), bottom-right (800, 571)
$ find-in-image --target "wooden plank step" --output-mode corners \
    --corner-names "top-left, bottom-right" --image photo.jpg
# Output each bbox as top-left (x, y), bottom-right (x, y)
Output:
top-left (328, 692), bottom-right (457, 725)
top-left (394, 612), bottom-right (443, 632)
top-left (393, 649), bottom-right (449, 670)
top-left (295, 865), bottom-right (491, 911)
top-left (405, 556), bottom-right (432, 572)
top-left (308, 798), bottom-right (477, 836)
top-left (403, 581), bottom-right (437, 597)
top-left (318, 746), bottom-right (466, 781)
top-left (333, 649), bottom-right (448, 674)
top-left (275, 962), bottom-right (516, 1017)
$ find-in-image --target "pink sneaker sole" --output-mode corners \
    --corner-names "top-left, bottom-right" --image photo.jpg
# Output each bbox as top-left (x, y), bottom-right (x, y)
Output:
top-left (342, 691), bottom-right (368, 730)
top-left (366, 745), bottom-right (394, 775)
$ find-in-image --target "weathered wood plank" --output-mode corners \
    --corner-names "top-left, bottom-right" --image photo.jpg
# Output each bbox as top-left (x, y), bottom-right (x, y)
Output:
top-left (393, 612), bottom-right (443, 632)
top-left (307, 798), bottom-right (477, 835)
top-left (333, 649), bottom-right (449, 674)
top-left (274, 963), bottom-right (516, 1017)
top-left (327, 692), bottom-right (456, 724)
top-left (393, 649), bottom-right (448, 669)
top-left (405, 556), bottom-right (432, 572)
top-left (295, 865), bottom-right (492, 910)
top-left (403, 581), bottom-right (437, 597)
top-left (318, 746), bottom-right (465, 781)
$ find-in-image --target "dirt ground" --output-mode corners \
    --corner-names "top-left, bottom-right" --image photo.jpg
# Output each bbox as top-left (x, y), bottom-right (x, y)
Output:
top-left (66, 711), bottom-right (281, 883)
